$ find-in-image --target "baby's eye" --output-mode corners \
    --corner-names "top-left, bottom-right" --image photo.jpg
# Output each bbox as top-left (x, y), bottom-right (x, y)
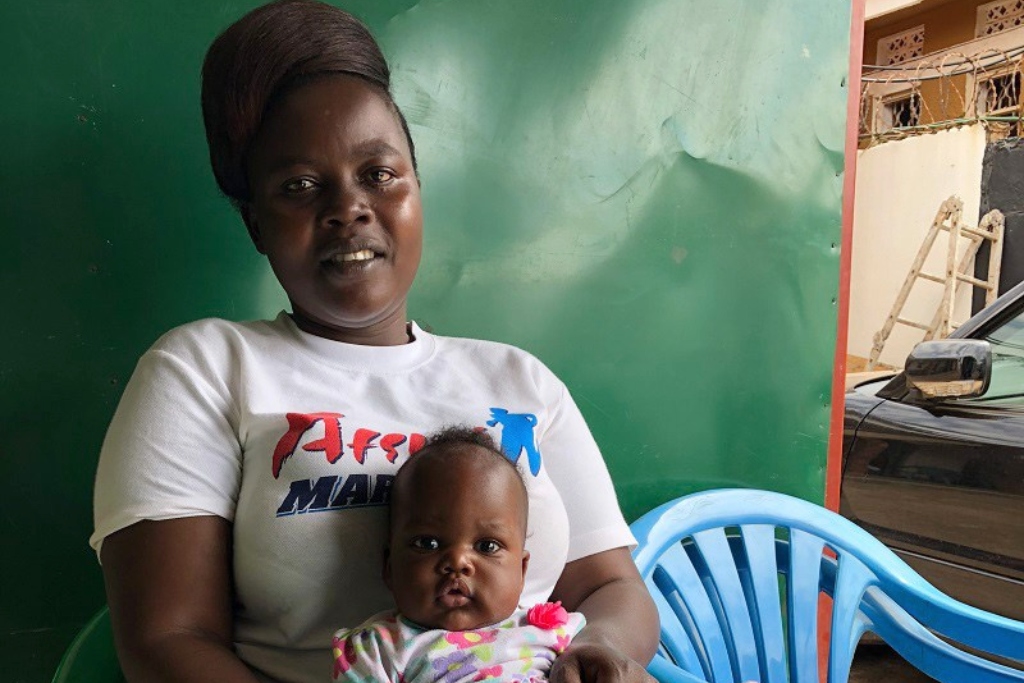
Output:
top-left (366, 168), bottom-right (395, 185)
top-left (411, 536), bottom-right (440, 551)
top-left (475, 539), bottom-right (502, 554)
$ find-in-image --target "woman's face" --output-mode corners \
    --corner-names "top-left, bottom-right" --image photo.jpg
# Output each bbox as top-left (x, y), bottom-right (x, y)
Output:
top-left (244, 75), bottom-right (423, 345)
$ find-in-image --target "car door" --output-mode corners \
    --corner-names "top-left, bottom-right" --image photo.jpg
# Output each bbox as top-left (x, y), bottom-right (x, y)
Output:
top-left (842, 303), bottom-right (1024, 620)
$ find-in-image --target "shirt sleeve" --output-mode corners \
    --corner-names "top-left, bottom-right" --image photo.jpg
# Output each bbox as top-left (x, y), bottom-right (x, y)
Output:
top-left (90, 342), bottom-right (242, 558)
top-left (540, 382), bottom-right (636, 562)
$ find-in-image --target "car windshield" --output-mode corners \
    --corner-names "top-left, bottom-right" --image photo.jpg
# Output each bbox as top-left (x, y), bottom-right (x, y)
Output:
top-left (971, 305), bottom-right (1024, 405)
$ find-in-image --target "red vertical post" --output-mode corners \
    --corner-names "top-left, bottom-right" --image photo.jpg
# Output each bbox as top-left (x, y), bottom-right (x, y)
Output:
top-left (821, 2), bottom-right (865, 681)
top-left (826, 0), bottom-right (866, 512)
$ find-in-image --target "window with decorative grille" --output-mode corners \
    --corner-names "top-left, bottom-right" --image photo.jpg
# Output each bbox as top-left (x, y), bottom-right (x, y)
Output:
top-left (880, 92), bottom-right (922, 132)
top-left (977, 68), bottom-right (1022, 136)
top-left (978, 70), bottom-right (1022, 114)
top-left (976, 0), bottom-right (1024, 37)
top-left (877, 25), bottom-right (924, 66)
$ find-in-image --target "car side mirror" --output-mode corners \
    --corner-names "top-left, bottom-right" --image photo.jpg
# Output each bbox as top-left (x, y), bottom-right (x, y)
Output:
top-left (903, 340), bottom-right (991, 400)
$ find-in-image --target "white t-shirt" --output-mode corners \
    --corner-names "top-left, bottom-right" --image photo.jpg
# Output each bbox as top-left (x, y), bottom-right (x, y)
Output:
top-left (91, 313), bottom-right (634, 683)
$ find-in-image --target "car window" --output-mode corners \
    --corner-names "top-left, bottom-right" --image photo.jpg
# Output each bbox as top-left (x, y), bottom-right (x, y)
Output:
top-left (969, 307), bottom-right (1024, 406)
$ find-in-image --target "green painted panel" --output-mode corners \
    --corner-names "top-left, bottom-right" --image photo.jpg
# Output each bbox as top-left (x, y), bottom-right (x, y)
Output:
top-left (381, 0), bottom-right (849, 517)
top-left (0, 1), bottom-right (850, 679)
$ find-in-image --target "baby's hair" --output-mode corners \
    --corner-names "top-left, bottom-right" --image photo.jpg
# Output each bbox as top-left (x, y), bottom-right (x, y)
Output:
top-left (390, 426), bottom-right (529, 528)
top-left (417, 426), bottom-right (509, 461)
top-left (200, 0), bottom-right (417, 207)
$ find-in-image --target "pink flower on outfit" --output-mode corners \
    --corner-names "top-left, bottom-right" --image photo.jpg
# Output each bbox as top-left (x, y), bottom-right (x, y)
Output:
top-left (526, 602), bottom-right (569, 630)
top-left (444, 629), bottom-right (498, 649)
top-left (332, 635), bottom-right (357, 677)
top-left (473, 665), bottom-right (504, 680)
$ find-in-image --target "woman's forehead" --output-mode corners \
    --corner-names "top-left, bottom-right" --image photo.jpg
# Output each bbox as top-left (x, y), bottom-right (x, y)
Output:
top-left (252, 75), bottom-right (409, 160)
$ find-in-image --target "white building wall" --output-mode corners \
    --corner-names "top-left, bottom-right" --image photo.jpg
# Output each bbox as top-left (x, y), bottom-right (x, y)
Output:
top-left (865, 0), bottom-right (924, 20)
top-left (849, 125), bottom-right (987, 368)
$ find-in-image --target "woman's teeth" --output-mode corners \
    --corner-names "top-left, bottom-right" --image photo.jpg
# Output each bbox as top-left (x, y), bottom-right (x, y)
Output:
top-left (334, 249), bottom-right (375, 263)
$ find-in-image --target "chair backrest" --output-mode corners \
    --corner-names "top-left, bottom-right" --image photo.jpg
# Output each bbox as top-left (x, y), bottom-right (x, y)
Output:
top-left (631, 488), bottom-right (1024, 683)
top-left (51, 607), bottom-right (124, 683)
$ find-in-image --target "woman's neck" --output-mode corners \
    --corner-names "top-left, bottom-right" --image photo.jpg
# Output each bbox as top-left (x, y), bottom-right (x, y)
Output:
top-left (288, 309), bottom-right (412, 346)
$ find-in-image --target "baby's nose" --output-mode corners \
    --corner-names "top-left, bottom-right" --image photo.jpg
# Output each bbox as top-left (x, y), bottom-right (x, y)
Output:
top-left (441, 547), bottom-right (474, 575)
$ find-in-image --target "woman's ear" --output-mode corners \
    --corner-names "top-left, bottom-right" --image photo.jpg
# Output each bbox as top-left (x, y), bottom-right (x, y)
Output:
top-left (239, 203), bottom-right (265, 254)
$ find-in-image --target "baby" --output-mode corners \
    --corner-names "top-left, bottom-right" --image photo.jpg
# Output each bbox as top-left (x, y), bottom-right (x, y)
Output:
top-left (332, 427), bottom-right (585, 683)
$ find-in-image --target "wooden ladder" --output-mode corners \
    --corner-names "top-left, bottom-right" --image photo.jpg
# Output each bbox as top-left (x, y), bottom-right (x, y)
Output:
top-left (867, 196), bottom-right (1005, 370)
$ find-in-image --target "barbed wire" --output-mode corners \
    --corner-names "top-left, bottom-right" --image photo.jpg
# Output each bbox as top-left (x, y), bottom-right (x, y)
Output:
top-left (862, 45), bottom-right (1024, 77)
top-left (860, 46), bottom-right (1024, 144)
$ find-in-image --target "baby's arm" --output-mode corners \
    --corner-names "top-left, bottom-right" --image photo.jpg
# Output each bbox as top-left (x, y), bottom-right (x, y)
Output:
top-left (332, 620), bottom-right (401, 683)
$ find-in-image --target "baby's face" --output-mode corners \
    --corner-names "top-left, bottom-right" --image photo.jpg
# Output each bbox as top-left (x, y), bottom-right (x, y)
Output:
top-left (385, 448), bottom-right (529, 631)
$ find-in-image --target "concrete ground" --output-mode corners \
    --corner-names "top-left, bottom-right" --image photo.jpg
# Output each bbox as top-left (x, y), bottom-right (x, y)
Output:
top-left (849, 644), bottom-right (936, 683)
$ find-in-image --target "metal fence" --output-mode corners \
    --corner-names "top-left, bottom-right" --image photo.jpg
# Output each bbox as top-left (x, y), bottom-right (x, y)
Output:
top-left (860, 46), bottom-right (1024, 144)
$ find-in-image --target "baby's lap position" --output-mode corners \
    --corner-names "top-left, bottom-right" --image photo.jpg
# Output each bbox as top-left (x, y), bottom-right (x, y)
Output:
top-left (333, 429), bottom-right (586, 683)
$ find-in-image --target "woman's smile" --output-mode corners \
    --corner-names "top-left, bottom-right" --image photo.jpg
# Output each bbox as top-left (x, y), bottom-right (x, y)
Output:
top-left (322, 253), bottom-right (382, 276)
top-left (320, 241), bottom-right (389, 276)
top-left (333, 249), bottom-right (376, 263)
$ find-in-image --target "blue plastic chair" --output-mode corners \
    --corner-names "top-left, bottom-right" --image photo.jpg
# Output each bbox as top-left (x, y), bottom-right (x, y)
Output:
top-left (631, 488), bottom-right (1024, 683)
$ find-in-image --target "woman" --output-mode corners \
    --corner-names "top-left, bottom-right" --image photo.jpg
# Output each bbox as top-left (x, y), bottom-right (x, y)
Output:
top-left (91, 2), bottom-right (659, 682)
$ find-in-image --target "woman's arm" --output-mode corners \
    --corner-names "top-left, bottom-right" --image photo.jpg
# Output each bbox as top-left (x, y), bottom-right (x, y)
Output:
top-left (548, 547), bottom-right (660, 683)
top-left (101, 516), bottom-right (260, 683)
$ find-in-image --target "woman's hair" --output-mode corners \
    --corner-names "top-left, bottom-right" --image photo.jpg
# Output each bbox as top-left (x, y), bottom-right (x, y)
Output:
top-left (201, 0), bottom-right (416, 206)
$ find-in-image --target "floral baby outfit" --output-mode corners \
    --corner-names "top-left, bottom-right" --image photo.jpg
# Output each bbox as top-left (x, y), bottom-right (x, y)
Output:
top-left (332, 602), bottom-right (585, 683)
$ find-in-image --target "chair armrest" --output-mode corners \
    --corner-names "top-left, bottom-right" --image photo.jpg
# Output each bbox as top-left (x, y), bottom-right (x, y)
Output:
top-left (647, 654), bottom-right (710, 683)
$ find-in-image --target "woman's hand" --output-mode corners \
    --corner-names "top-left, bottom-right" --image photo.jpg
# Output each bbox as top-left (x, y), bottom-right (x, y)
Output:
top-left (550, 641), bottom-right (657, 683)
top-left (549, 547), bottom-right (660, 683)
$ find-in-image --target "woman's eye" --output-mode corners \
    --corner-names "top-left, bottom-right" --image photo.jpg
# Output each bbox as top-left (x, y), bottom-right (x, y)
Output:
top-left (411, 537), bottom-right (440, 551)
top-left (475, 540), bottom-right (502, 554)
top-left (366, 168), bottom-right (395, 185)
top-left (283, 178), bottom-right (316, 193)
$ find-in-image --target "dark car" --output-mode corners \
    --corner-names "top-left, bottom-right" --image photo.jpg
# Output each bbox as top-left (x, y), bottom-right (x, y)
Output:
top-left (841, 279), bottom-right (1024, 621)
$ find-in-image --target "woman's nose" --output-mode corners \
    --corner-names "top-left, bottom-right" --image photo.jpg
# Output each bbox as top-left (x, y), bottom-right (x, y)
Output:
top-left (320, 181), bottom-right (371, 227)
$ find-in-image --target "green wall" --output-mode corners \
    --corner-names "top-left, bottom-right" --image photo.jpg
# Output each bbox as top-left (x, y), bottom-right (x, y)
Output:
top-left (0, 1), bottom-right (851, 679)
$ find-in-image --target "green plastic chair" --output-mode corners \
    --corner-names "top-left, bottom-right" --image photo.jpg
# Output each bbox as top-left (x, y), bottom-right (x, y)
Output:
top-left (51, 607), bottom-right (124, 683)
